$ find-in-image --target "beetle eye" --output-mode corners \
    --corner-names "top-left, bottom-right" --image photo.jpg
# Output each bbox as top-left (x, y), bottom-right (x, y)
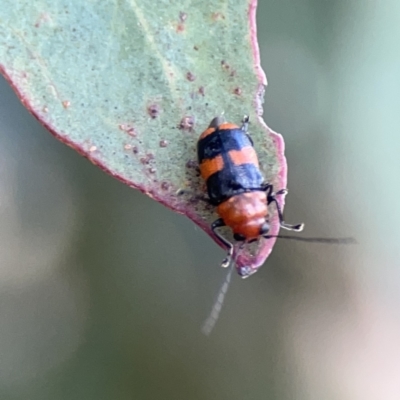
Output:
top-left (234, 233), bottom-right (246, 241)
top-left (259, 222), bottom-right (270, 235)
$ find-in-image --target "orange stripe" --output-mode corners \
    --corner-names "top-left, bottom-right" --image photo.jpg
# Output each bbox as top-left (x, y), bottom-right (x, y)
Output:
top-left (199, 123), bottom-right (240, 140)
top-left (200, 155), bottom-right (224, 180)
top-left (199, 127), bottom-right (216, 140)
top-left (218, 122), bottom-right (239, 131)
top-left (229, 146), bottom-right (259, 167)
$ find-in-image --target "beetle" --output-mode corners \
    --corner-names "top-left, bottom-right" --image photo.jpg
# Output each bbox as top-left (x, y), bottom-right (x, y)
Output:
top-left (197, 115), bottom-right (303, 277)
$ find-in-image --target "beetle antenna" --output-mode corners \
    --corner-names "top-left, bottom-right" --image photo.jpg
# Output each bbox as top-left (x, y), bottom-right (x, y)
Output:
top-left (264, 234), bottom-right (356, 244)
top-left (201, 256), bottom-right (237, 336)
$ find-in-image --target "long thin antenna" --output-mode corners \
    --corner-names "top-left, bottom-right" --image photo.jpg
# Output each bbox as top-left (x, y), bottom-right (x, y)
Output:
top-left (202, 262), bottom-right (235, 336)
top-left (264, 235), bottom-right (357, 244)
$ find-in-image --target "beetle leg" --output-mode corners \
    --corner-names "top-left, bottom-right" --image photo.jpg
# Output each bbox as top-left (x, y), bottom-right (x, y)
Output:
top-left (275, 188), bottom-right (288, 196)
top-left (261, 184), bottom-right (288, 196)
top-left (267, 192), bottom-right (304, 232)
top-left (261, 183), bottom-right (273, 196)
top-left (241, 115), bottom-right (254, 145)
top-left (241, 115), bottom-right (250, 132)
top-left (211, 218), bottom-right (234, 268)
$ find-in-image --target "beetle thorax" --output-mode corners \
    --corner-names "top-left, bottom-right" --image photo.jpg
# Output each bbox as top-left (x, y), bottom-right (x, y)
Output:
top-left (217, 191), bottom-right (268, 240)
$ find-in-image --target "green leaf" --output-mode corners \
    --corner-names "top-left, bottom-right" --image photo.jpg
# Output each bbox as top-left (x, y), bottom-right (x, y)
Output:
top-left (0, 0), bottom-right (287, 275)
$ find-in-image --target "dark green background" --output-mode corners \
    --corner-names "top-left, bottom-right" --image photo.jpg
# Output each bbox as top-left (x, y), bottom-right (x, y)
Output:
top-left (1, 1), bottom-right (399, 399)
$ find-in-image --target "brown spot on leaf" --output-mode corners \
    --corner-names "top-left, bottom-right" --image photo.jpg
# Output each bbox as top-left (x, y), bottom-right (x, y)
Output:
top-left (175, 11), bottom-right (187, 32)
top-left (34, 13), bottom-right (50, 28)
top-left (132, 146), bottom-right (139, 154)
top-left (186, 72), bottom-right (196, 82)
top-left (233, 87), bottom-right (242, 95)
top-left (161, 182), bottom-right (170, 190)
top-left (193, 45), bottom-right (199, 51)
top-left (147, 103), bottom-right (161, 119)
top-left (198, 86), bottom-right (205, 96)
top-left (212, 12), bottom-right (225, 21)
top-left (159, 139), bottom-right (168, 148)
top-left (179, 116), bottom-right (195, 131)
top-left (179, 12), bottom-right (187, 22)
top-left (140, 153), bottom-right (154, 164)
top-left (119, 123), bottom-right (137, 137)
top-left (126, 127), bottom-right (136, 136)
top-left (221, 60), bottom-right (230, 70)
top-left (186, 160), bottom-right (197, 169)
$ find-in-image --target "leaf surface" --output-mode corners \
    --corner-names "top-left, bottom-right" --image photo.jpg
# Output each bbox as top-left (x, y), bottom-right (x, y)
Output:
top-left (0, 0), bottom-right (287, 274)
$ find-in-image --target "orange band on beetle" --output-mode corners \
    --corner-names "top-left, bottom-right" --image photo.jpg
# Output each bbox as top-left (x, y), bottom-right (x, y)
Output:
top-left (218, 123), bottom-right (239, 131)
top-left (228, 146), bottom-right (259, 167)
top-left (199, 127), bottom-right (216, 140)
top-left (200, 155), bottom-right (224, 180)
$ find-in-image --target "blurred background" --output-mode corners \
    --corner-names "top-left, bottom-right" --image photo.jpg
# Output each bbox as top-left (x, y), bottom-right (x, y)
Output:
top-left (1, 1), bottom-right (400, 399)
